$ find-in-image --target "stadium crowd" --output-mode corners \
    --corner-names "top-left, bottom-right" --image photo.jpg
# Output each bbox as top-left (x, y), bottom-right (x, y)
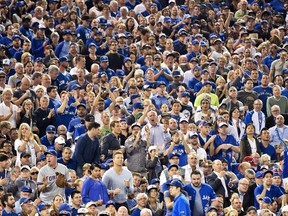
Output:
top-left (0, 0), bottom-right (287, 215)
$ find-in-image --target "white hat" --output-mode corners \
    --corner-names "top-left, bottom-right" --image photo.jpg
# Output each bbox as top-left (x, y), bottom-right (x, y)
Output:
top-left (85, 201), bottom-right (97, 208)
top-left (55, 137), bottom-right (65, 144)
top-left (169, 0), bottom-right (175, 3)
top-left (21, 165), bottom-right (31, 171)
top-left (148, 146), bottom-right (157, 153)
top-left (78, 208), bottom-right (88, 214)
top-left (2, 59), bottom-right (10, 65)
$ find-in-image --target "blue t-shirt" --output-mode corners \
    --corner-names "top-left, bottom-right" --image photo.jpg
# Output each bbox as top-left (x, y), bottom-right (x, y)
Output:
top-left (165, 143), bottom-right (188, 167)
top-left (260, 142), bottom-right (276, 161)
top-left (254, 184), bottom-right (283, 209)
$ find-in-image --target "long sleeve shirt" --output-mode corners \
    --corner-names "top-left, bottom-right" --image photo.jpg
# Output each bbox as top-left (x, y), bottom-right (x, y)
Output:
top-left (81, 177), bottom-right (109, 204)
top-left (72, 133), bottom-right (100, 166)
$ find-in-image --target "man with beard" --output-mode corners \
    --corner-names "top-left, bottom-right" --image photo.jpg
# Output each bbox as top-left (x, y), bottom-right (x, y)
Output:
top-left (57, 57), bottom-right (71, 92)
top-left (37, 150), bottom-right (69, 203)
top-left (65, 43), bottom-right (79, 68)
top-left (14, 40), bottom-right (32, 63)
top-left (58, 147), bottom-right (77, 171)
top-left (2, 193), bottom-right (18, 216)
top-left (99, 56), bottom-right (115, 81)
top-left (67, 104), bottom-right (88, 142)
top-left (184, 170), bottom-right (217, 215)
top-left (106, 40), bottom-right (124, 72)
top-left (237, 78), bottom-right (258, 111)
top-left (19, 16), bottom-right (34, 41)
top-left (8, 35), bottom-right (22, 58)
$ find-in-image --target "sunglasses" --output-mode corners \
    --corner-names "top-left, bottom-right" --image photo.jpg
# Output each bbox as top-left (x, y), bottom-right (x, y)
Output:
top-left (31, 172), bottom-right (39, 175)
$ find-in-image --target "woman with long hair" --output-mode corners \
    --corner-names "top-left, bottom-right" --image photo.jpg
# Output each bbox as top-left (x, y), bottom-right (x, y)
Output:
top-left (146, 146), bottom-right (162, 182)
top-left (229, 107), bottom-right (245, 142)
top-left (125, 17), bottom-right (135, 33)
top-left (147, 185), bottom-right (163, 216)
top-left (81, 164), bottom-right (109, 206)
top-left (23, 61), bottom-right (34, 77)
top-left (50, 194), bottom-right (64, 215)
top-left (240, 123), bottom-right (261, 162)
top-left (14, 123), bottom-right (40, 167)
top-left (18, 99), bottom-right (35, 127)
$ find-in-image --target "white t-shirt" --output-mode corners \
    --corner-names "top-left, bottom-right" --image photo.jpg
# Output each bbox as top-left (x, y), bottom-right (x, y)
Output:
top-left (14, 139), bottom-right (37, 167)
top-left (0, 102), bottom-right (18, 127)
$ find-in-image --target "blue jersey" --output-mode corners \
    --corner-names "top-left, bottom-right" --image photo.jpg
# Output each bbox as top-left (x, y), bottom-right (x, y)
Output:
top-left (260, 142), bottom-right (276, 161)
top-left (172, 193), bottom-right (191, 216)
top-left (76, 25), bottom-right (91, 44)
top-left (55, 104), bottom-right (76, 128)
top-left (253, 86), bottom-right (272, 116)
top-left (184, 183), bottom-right (216, 215)
top-left (213, 134), bottom-right (238, 170)
top-left (165, 143), bottom-right (188, 167)
top-left (68, 117), bottom-right (86, 141)
top-left (2, 209), bottom-right (18, 216)
top-left (254, 184), bottom-right (283, 209)
top-left (57, 157), bottom-right (77, 171)
top-left (151, 66), bottom-right (171, 86)
top-left (40, 135), bottom-right (56, 149)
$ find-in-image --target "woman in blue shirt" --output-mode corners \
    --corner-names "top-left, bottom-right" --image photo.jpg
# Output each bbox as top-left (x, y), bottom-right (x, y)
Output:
top-left (81, 164), bottom-right (109, 206)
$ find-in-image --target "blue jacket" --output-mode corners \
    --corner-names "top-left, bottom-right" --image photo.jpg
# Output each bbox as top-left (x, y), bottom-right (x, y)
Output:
top-left (184, 183), bottom-right (216, 215)
top-left (57, 157), bottom-right (77, 171)
top-left (76, 25), bottom-right (91, 44)
top-left (31, 37), bottom-right (47, 58)
top-left (172, 193), bottom-right (191, 216)
top-left (81, 177), bottom-right (109, 204)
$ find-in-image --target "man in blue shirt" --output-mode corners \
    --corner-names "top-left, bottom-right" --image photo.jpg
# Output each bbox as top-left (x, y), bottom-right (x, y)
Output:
top-left (259, 128), bottom-right (276, 161)
top-left (67, 104), bottom-right (87, 141)
top-left (73, 122), bottom-right (101, 177)
top-left (40, 125), bottom-right (57, 149)
top-left (151, 81), bottom-right (170, 110)
top-left (76, 15), bottom-right (91, 45)
top-left (2, 193), bottom-right (18, 216)
top-left (212, 122), bottom-right (240, 170)
top-left (168, 179), bottom-right (191, 216)
top-left (254, 170), bottom-right (283, 209)
top-left (184, 170), bottom-right (217, 215)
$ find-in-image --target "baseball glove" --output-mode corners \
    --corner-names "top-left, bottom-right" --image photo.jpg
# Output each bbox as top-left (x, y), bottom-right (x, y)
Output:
top-left (55, 172), bottom-right (67, 188)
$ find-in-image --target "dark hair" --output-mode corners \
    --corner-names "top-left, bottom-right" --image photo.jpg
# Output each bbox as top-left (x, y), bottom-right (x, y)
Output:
top-left (191, 170), bottom-right (202, 177)
top-left (90, 163), bottom-right (101, 171)
top-left (71, 190), bottom-right (81, 199)
top-left (0, 140), bottom-right (11, 149)
top-left (88, 122), bottom-right (100, 130)
top-left (245, 123), bottom-right (255, 132)
top-left (230, 107), bottom-right (239, 119)
top-left (2, 193), bottom-right (13, 207)
top-left (47, 86), bottom-right (57, 94)
top-left (110, 120), bottom-right (120, 129)
top-left (260, 127), bottom-right (269, 134)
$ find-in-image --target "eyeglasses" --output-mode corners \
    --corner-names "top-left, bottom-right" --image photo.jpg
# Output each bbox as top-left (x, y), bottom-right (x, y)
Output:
top-left (0, 76), bottom-right (5, 79)
top-left (47, 132), bottom-right (55, 134)
top-left (31, 172), bottom-right (39, 175)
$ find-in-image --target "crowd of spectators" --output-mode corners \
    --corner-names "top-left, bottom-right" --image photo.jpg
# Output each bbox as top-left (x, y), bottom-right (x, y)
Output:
top-left (0, 0), bottom-right (287, 215)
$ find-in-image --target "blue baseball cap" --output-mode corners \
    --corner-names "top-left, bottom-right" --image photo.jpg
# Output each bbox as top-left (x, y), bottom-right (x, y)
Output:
top-left (88, 43), bottom-right (97, 48)
top-left (99, 18), bottom-right (107, 25)
top-left (167, 164), bottom-right (178, 170)
top-left (71, 84), bottom-right (81, 90)
top-left (46, 125), bottom-right (56, 133)
top-left (106, 200), bottom-right (116, 208)
top-left (207, 206), bottom-right (218, 212)
top-left (100, 163), bottom-right (110, 170)
top-left (209, 34), bottom-right (217, 40)
top-left (261, 197), bottom-right (272, 204)
top-left (20, 197), bottom-right (31, 206)
top-left (38, 202), bottom-right (51, 211)
top-left (193, 65), bottom-right (202, 71)
top-left (63, 30), bottom-right (72, 35)
top-left (98, 71), bottom-right (107, 78)
top-left (16, 1), bottom-right (25, 7)
top-left (181, 91), bottom-right (190, 97)
top-left (283, 68), bottom-right (288, 74)
top-left (133, 102), bottom-right (144, 109)
top-left (59, 203), bottom-right (72, 212)
top-left (168, 152), bottom-right (180, 159)
top-left (77, 103), bottom-right (86, 109)
top-left (150, 178), bottom-right (160, 184)
top-left (192, 40), bottom-right (199, 45)
top-left (12, 35), bottom-right (22, 40)
top-left (130, 94), bottom-right (141, 101)
top-left (164, 16), bottom-right (172, 23)
top-left (105, 158), bottom-right (113, 164)
top-left (201, 69), bottom-right (209, 74)
top-left (116, 69), bottom-right (125, 78)
top-left (123, 57), bottom-right (132, 63)
top-left (44, 149), bottom-right (57, 157)
top-left (157, 81), bottom-right (166, 87)
top-left (59, 56), bottom-right (69, 62)
top-left (21, 185), bottom-right (32, 193)
top-left (172, 70), bottom-right (181, 77)
top-left (110, 87), bottom-right (119, 92)
top-left (167, 179), bottom-right (183, 189)
top-left (100, 56), bottom-right (109, 62)
top-left (198, 120), bottom-right (209, 127)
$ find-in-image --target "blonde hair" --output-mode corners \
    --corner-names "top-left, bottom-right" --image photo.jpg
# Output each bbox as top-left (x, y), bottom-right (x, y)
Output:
top-left (18, 123), bottom-right (32, 140)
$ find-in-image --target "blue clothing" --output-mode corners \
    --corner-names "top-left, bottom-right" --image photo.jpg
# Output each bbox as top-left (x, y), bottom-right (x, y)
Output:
top-left (48, 98), bottom-right (61, 110)
top-left (57, 157), bottom-right (77, 171)
top-left (184, 183), bottom-right (216, 215)
top-left (151, 94), bottom-right (170, 110)
top-left (213, 135), bottom-right (239, 170)
top-left (117, 45), bottom-right (129, 57)
top-left (188, 78), bottom-right (200, 90)
top-left (31, 37), bottom-right (47, 58)
top-left (19, 26), bottom-right (34, 41)
top-left (2, 209), bottom-right (18, 216)
top-left (81, 177), bottom-right (109, 204)
top-left (164, 143), bottom-right (188, 166)
top-left (262, 54), bottom-right (279, 70)
top-left (0, 37), bottom-right (12, 47)
top-left (60, 5), bottom-right (81, 17)
top-left (55, 41), bottom-right (71, 58)
top-left (172, 193), bottom-right (191, 216)
top-left (269, 126), bottom-right (288, 147)
top-left (57, 72), bottom-right (71, 92)
top-left (68, 117), bottom-right (86, 141)
top-left (40, 135), bottom-right (56, 149)
top-left (99, 67), bottom-right (115, 81)
top-left (253, 86), bottom-right (272, 116)
top-left (151, 66), bottom-right (171, 86)
top-left (254, 184), bottom-right (283, 209)
top-left (55, 103), bottom-right (76, 128)
top-left (8, 47), bottom-right (22, 58)
top-left (282, 88), bottom-right (288, 98)
top-left (76, 25), bottom-right (91, 44)
top-left (72, 133), bottom-right (100, 166)
top-left (260, 142), bottom-right (276, 161)
top-left (173, 40), bottom-right (187, 55)
top-left (194, 82), bottom-right (216, 94)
